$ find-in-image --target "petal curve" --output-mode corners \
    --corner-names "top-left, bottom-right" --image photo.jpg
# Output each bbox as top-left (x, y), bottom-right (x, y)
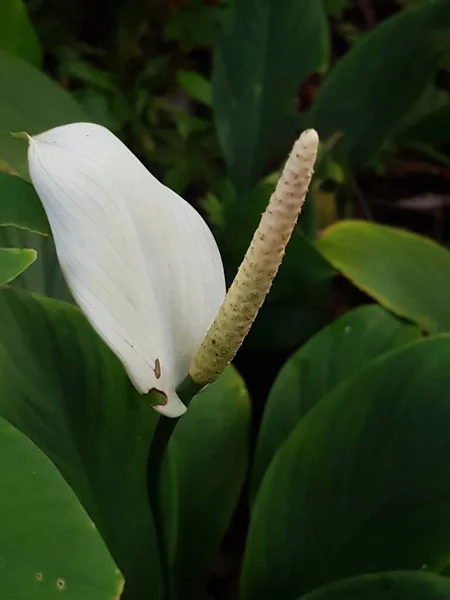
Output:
top-left (28, 123), bottom-right (225, 417)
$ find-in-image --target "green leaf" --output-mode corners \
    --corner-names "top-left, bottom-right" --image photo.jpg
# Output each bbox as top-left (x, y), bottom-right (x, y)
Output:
top-left (0, 0), bottom-right (42, 66)
top-left (301, 571), bottom-right (450, 599)
top-left (0, 172), bottom-right (49, 234)
top-left (168, 367), bottom-right (251, 600)
top-left (0, 415), bottom-right (123, 599)
top-left (399, 0), bottom-right (438, 7)
top-left (0, 288), bottom-right (163, 600)
top-left (316, 220), bottom-right (450, 333)
top-left (177, 70), bottom-right (212, 106)
top-left (0, 227), bottom-right (67, 298)
top-left (0, 172), bottom-right (61, 298)
top-left (242, 335), bottom-right (450, 599)
top-left (252, 305), bottom-right (420, 496)
top-left (391, 84), bottom-right (450, 147)
top-left (0, 51), bottom-right (88, 179)
top-left (0, 172), bottom-right (60, 297)
top-left (323, 0), bottom-right (349, 19)
top-left (309, 0), bottom-right (450, 168)
top-left (397, 103), bottom-right (450, 150)
top-left (213, 0), bottom-right (329, 191)
top-left (163, 4), bottom-right (223, 52)
top-left (0, 247), bottom-right (36, 283)
top-left (242, 283), bottom-right (332, 354)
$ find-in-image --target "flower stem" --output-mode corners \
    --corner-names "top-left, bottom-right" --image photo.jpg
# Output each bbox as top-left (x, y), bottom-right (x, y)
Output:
top-left (149, 376), bottom-right (202, 464)
top-left (147, 378), bottom-right (203, 600)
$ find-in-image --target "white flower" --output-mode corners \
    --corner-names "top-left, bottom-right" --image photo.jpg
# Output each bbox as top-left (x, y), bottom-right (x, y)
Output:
top-left (27, 122), bottom-right (226, 418)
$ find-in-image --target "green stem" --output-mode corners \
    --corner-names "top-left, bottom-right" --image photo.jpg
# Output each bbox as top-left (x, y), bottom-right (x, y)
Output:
top-left (149, 376), bottom-right (202, 468)
top-left (147, 376), bottom-right (203, 600)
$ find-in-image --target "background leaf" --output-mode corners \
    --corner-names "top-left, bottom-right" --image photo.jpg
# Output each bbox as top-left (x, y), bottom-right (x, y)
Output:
top-left (391, 84), bottom-right (450, 149)
top-left (176, 70), bottom-right (212, 106)
top-left (0, 0), bottom-right (42, 66)
top-left (0, 247), bottom-right (36, 283)
top-left (323, 0), bottom-right (349, 20)
top-left (316, 220), bottom-right (450, 333)
top-left (0, 172), bottom-right (49, 234)
top-left (309, 0), bottom-right (450, 167)
top-left (301, 572), bottom-right (450, 599)
top-left (0, 50), bottom-right (88, 179)
top-left (213, 0), bottom-right (329, 191)
top-left (242, 335), bottom-right (450, 599)
top-left (252, 305), bottom-right (420, 496)
top-left (0, 287), bottom-right (162, 600)
top-left (0, 227), bottom-right (67, 298)
top-left (0, 415), bottom-right (123, 599)
top-left (168, 367), bottom-right (251, 600)
top-left (0, 166), bottom-right (63, 299)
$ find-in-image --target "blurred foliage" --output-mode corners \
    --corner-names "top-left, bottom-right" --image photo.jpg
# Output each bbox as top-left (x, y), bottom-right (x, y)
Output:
top-left (0, 0), bottom-right (445, 354)
top-left (1, 2), bottom-right (450, 600)
top-left (25, 0), bottom-right (228, 197)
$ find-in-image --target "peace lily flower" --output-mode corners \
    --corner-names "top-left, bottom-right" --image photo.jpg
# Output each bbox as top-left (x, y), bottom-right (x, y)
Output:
top-left (26, 122), bottom-right (225, 418)
top-left (25, 123), bottom-right (319, 418)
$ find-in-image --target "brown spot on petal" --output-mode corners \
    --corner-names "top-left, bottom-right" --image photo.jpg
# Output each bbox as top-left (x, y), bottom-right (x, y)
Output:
top-left (154, 358), bottom-right (161, 379)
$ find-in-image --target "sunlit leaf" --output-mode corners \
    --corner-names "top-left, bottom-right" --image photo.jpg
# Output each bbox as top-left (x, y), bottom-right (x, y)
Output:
top-left (316, 220), bottom-right (450, 333)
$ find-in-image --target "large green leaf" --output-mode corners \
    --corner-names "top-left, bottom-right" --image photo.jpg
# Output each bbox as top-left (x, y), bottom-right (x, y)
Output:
top-left (0, 0), bottom-right (42, 66)
top-left (0, 415), bottom-right (123, 599)
top-left (301, 572), bottom-right (450, 599)
top-left (252, 305), bottom-right (420, 496)
top-left (0, 172), bottom-right (49, 234)
top-left (309, 0), bottom-right (450, 168)
top-left (0, 51), bottom-right (88, 179)
top-left (242, 335), bottom-right (450, 599)
top-left (0, 246), bottom-right (36, 283)
top-left (316, 220), bottom-right (450, 333)
top-left (168, 367), bottom-right (251, 600)
top-left (213, 0), bottom-right (329, 191)
top-left (0, 287), bottom-right (163, 600)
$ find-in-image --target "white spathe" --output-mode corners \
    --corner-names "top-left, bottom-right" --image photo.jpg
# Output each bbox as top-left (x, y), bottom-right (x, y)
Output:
top-left (28, 122), bottom-right (226, 417)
